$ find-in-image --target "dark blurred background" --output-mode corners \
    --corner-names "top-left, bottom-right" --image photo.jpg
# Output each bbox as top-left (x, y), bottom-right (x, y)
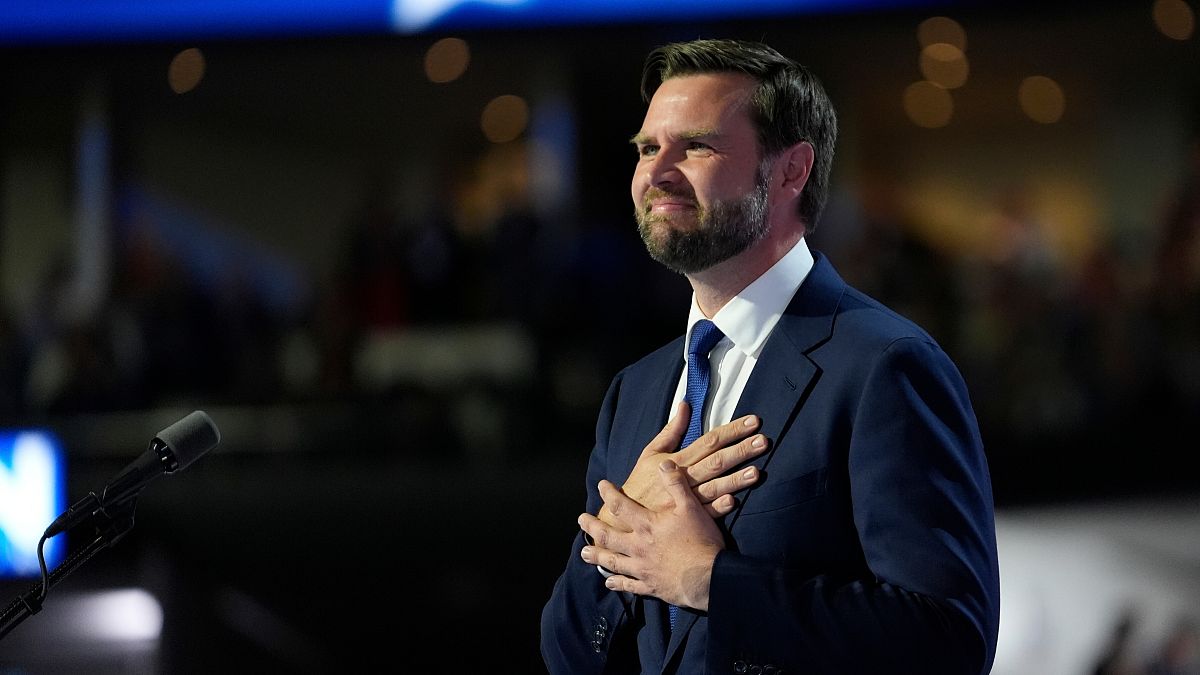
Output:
top-left (0, 1), bottom-right (1198, 673)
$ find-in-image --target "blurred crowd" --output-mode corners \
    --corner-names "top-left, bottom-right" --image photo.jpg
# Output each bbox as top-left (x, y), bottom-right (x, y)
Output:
top-left (0, 132), bottom-right (1198, 500)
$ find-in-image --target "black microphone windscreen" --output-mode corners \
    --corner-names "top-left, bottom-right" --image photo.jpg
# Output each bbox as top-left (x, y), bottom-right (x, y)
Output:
top-left (156, 410), bottom-right (221, 471)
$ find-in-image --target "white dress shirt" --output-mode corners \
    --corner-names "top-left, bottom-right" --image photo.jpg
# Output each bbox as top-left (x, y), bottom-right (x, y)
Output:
top-left (670, 237), bottom-right (815, 434)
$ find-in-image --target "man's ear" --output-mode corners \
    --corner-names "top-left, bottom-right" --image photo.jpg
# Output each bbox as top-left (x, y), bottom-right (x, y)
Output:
top-left (779, 140), bottom-right (815, 198)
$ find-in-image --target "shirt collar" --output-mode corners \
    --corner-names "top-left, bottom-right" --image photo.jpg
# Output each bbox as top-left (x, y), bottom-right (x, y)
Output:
top-left (684, 237), bottom-right (815, 360)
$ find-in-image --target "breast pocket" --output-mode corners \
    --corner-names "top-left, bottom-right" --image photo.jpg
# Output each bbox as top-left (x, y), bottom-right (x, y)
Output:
top-left (735, 466), bottom-right (828, 516)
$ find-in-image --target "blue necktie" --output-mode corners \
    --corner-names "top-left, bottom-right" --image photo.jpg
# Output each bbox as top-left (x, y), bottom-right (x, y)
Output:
top-left (669, 318), bottom-right (725, 631)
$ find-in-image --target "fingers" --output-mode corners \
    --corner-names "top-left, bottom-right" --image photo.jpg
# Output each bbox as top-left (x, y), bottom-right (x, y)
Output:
top-left (592, 479), bottom-right (650, 538)
top-left (657, 460), bottom-right (694, 511)
top-left (596, 504), bottom-right (634, 533)
top-left (603, 573), bottom-right (651, 596)
top-left (639, 401), bottom-right (691, 459)
top-left (597, 479), bottom-right (645, 525)
top-left (686, 428), bottom-right (768, 486)
top-left (695, 464), bottom-right (760, 505)
top-left (580, 501), bottom-right (642, 580)
top-left (579, 510), bottom-right (631, 572)
top-left (705, 494), bottom-right (739, 518)
top-left (677, 414), bottom-right (761, 471)
top-left (579, 540), bottom-right (634, 579)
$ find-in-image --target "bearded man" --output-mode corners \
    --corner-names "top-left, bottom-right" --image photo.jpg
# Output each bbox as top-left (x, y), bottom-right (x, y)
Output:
top-left (541, 38), bottom-right (1001, 675)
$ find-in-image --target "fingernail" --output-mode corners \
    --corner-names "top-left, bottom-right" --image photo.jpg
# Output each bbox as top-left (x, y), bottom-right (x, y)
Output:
top-left (605, 577), bottom-right (617, 589)
top-left (752, 435), bottom-right (766, 449)
top-left (742, 467), bottom-right (756, 479)
top-left (743, 416), bottom-right (756, 427)
top-left (581, 547), bottom-right (592, 562)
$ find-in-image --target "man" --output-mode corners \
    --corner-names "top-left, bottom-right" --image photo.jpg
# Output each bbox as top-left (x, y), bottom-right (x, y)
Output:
top-left (541, 38), bottom-right (1000, 674)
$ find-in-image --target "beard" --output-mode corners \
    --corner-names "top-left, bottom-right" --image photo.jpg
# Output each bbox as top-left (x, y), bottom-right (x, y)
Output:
top-left (635, 165), bottom-right (771, 275)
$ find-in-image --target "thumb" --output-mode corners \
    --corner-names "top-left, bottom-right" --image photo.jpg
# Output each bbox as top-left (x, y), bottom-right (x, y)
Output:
top-left (643, 401), bottom-right (690, 458)
top-left (658, 459), bottom-right (694, 508)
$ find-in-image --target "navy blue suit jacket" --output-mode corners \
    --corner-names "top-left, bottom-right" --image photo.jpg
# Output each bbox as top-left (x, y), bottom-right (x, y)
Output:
top-left (541, 252), bottom-right (1001, 674)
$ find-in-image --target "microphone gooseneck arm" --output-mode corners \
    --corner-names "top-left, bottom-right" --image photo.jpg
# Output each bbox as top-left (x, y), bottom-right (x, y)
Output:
top-left (0, 410), bottom-right (221, 643)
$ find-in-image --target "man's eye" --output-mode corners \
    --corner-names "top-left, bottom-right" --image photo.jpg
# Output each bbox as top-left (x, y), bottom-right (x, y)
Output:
top-left (638, 145), bottom-right (658, 157)
top-left (687, 142), bottom-right (714, 154)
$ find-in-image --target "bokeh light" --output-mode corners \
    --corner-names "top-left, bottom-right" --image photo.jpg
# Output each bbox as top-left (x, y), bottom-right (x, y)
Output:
top-left (424, 37), bottom-right (470, 83)
top-left (904, 80), bottom-right (954, 128)
top-left (167, 48), bottom-right (205, 94)
top-left (1153, 0), bottom-right (1196, 40)
top-left (920, 43), bottom-right (969, 89)
top-left (481, 94), bottom-right (529, 143)
top-left (918, 15), bottom-right (967, 50)
top-left (1019, 75), bottom-right (1065, 124)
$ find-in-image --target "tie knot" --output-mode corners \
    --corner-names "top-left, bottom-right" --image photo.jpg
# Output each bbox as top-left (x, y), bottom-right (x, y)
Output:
top-left (688, 319), bottom-right (725, 359)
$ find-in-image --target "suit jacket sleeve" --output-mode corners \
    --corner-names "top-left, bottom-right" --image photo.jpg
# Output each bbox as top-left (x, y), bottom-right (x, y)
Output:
top-left (706, 336), bottom-right (1000, 674)
top-left (541, 370), bottom-right (642, 675)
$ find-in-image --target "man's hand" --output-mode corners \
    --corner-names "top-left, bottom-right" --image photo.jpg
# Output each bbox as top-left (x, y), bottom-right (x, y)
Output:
top-left (598, 402), bottom-right (767, 531)
top-left (580, 460), bottom-right (724, 610)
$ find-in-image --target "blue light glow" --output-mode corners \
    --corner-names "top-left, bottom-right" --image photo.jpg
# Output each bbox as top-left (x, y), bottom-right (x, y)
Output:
top-left (0, 0), bottom-right (393, 46)
top-left (390, 0), bottom-right (932, 33)
top-left (0, 0), bottom-right (940, 45)
top-left (0, 430), bottom-right (66, 578)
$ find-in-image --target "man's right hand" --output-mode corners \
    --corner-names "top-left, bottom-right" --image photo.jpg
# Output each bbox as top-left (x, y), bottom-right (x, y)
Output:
top-left (598, 402), bottom-right (768, 531)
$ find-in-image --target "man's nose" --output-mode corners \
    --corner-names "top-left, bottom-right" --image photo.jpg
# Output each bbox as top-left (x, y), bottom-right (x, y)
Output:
top-left (643, 152), bottom-right (683, 188)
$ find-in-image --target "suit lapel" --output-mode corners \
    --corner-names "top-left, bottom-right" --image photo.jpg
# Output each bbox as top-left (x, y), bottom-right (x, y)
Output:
top-left (661, 605), bottom-right (700, 672)
top-left (726, 253), bottom-right (845, 530)
top-left (618, 343), bottom-right (685, 480)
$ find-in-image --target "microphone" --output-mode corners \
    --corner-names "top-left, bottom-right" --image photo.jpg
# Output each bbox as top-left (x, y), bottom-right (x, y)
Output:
top-left (45, 410), bottom-right (221, 538)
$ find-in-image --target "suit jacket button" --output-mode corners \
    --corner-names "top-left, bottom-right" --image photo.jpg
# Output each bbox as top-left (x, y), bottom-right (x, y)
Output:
top-left (733, 661), bottom-right (748, 674)
top-left (598, 617), bottom-right (608, 630)
top-left (750, 666), bottom-right (763, 675)
top-left (591, 639), bottom-right (602, 653)
top-left (763, 666), bottom-right (778, 675)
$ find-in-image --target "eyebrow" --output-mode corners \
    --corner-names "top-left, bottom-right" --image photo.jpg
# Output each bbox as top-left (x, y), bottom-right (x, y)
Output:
top-left (629, 128), bottom-right (718, 145)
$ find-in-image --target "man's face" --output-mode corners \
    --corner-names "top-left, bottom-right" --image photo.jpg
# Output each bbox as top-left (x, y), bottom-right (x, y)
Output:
top-left (631, 72), bottom-right (771, 274)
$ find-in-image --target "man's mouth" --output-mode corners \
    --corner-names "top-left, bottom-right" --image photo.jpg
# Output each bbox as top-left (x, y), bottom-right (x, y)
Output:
top-left (644, 190), bottom-right (698, 215)
top-left (648, 199), bottom-right (697, 214)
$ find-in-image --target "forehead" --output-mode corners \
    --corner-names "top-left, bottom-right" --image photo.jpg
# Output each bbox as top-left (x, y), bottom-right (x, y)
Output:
top-left (640, 72), bottom-right (758, 136)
